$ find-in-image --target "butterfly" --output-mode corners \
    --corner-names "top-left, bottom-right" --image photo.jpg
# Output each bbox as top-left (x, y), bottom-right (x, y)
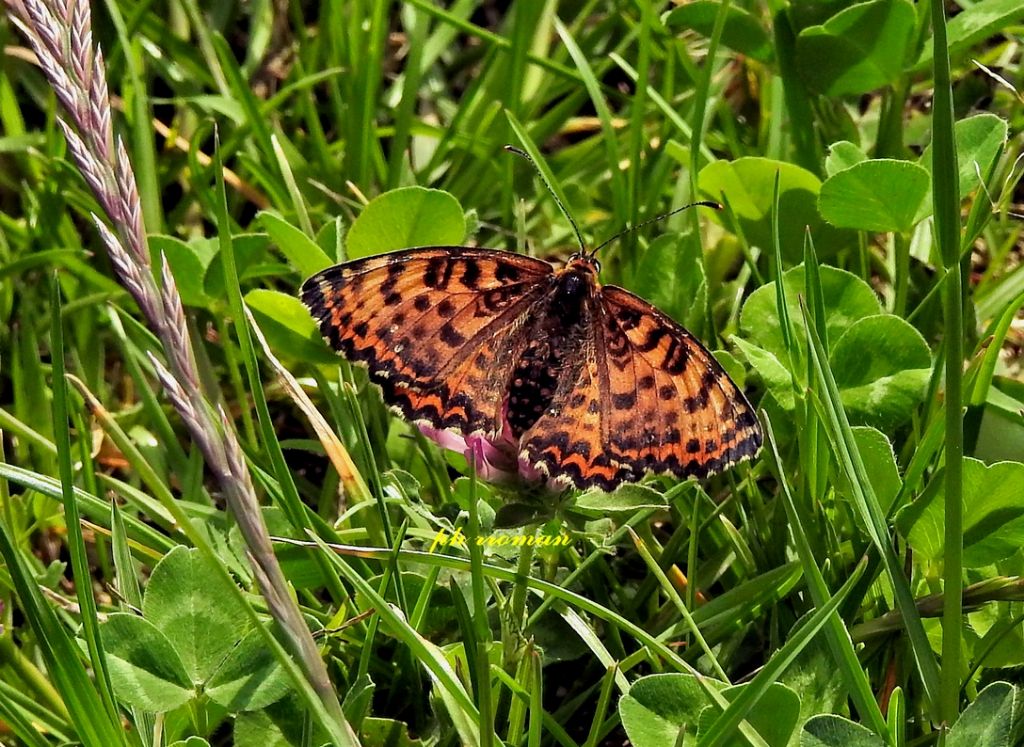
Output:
top-left (300, 242), bottom-right (762, 492)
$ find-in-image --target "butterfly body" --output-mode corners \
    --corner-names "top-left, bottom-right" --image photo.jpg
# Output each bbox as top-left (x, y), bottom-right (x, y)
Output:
top-left (301, 246), bottom-right (761, 491)
top-left (506, 256), bottom-right (597, 437)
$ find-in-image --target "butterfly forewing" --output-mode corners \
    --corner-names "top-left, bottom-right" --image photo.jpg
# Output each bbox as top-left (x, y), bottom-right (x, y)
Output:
top-left (301, 247), bottom-right (554, 437)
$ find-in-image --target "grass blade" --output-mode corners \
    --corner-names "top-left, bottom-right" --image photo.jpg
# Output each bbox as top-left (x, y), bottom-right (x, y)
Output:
top-left (553, 16), bottom-right (627, 229)
top-left (800, 300), bottom-right (942, 711)
top-left (309, 532), bottom-right (492, 747)
top-left (697, 558), bottom-right (866, 746)
top-left (209, 130), bottom-right (358, 744)
top-left (929, 0), bottom-right (965, 727)
top-left (763, 413), bottom-right (888, 735)
top-left (48, 277), bottom-right (124, 738)
top-left (0, 512), bottom-right (127, 746)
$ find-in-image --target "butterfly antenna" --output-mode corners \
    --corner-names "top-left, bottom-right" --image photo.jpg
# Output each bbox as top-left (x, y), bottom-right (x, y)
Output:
top-left (589, 200), bottom-right (722, 258)
top-left (504, 145), bottom-right (587, 255)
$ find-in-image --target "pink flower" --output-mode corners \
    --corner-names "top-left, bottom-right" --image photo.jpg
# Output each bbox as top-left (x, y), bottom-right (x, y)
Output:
top-left (416, 401), bottom-right (548, 486)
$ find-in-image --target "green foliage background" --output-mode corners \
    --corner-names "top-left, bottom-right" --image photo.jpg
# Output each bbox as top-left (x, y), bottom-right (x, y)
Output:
top-left (1, 0), bottom-right (1024, 745)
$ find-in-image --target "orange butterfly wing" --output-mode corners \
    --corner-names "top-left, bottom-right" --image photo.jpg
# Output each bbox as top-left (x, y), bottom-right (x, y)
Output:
top-left (301, 248), bottom-right (554, 438)
top-left (520, 284), bottom-right (761, 489)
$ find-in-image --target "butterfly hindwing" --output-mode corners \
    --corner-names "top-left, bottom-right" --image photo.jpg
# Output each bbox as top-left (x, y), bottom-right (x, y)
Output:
top-left (520, 284), bottom-right (761, 489)
top-left (381, 284), bottom-right (555, 435)
top-left (519, 330), bottom-right (634, 489)
top-left (597, 285), bottom-right (762, 477)
top-left (301, 247), bottom-right (554, 437)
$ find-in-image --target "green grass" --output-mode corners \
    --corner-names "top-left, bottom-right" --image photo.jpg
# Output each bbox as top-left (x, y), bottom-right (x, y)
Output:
top-left (2, 1), bottom-right (1024, 746)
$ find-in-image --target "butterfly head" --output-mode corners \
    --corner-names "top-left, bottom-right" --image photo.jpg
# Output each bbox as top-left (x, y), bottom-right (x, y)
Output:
top-left (556, 255), bottom-right (602, 314)
top-left (565, 252), bottom-right (601, 276)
